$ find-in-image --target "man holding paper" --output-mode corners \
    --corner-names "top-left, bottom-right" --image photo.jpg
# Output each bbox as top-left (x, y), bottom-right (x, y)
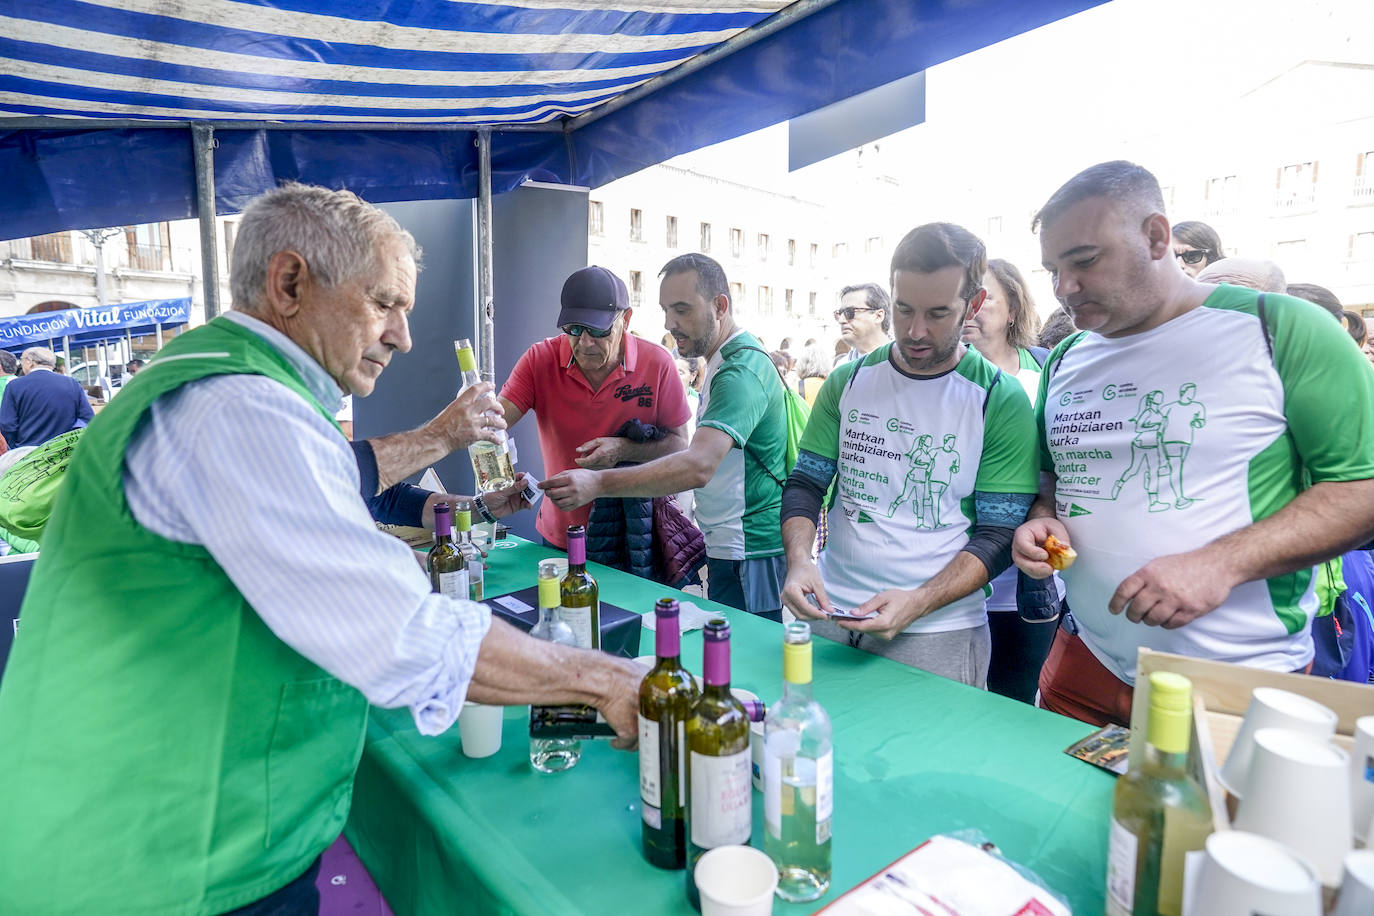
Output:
top-left (779, 223), bottom-right (1040, 687)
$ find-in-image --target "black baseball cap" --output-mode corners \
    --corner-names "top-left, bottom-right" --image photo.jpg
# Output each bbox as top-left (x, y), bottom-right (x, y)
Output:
top-left (557, 266), bottom-right (630, 331)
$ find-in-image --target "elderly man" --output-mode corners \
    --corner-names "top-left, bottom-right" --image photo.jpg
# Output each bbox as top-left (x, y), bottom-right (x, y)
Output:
top-left (0, 184), bottom-right (641, 914)
top-left (835, 281), bottom-right (892, 361)
top-left (1195, 256), bottom-right (1286, 293)
top-left (0, 345), bottom-right (93, 447)
top-left (542, 253), bottom-right (789, 617)
top-left (497, 265), bottom-right (691, 549)
top-left (781, 224), bottom-right (1039, 685)
top-left (1014, 161), bottom-right (1374, 727)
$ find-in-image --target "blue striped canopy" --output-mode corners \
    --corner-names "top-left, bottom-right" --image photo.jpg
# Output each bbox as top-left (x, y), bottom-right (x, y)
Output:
top-left (0, 0), bottom-right (1106, 238)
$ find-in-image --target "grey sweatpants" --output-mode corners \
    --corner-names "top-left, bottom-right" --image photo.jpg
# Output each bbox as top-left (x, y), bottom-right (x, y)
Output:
top-left (808, 617), bottom-right (992, 688)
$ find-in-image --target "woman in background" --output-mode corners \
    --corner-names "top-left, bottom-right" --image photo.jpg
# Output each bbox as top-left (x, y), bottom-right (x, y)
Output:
top-left (1170, 220), bottom-right (1224, 278)
top-left (793, 345), bottom-right (830, 407)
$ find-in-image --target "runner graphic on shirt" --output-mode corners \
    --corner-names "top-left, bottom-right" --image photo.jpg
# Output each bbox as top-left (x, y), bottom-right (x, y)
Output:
top-left (1110, 390), bottom-right (1170, 511)
top-left (889, 434), bottom-right (934, 522)
top-left (1159, 383), bottom-right (1206, 508)
top-left (924, 434), bottom-right (961, 528)
top-left (888, 433), bottom-right (960, 528)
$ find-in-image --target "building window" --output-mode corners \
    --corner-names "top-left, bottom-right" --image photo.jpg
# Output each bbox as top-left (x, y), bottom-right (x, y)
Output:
top-left (700, 222), bottom-right (712, 252)
top-left (1276, 161), bottom-right (1318, 210)
top-left (730, 228), bottom-right (744, 259)
top-left (808, 292), bottom-right (817, 315)
top-left (1204, 175), bottom-right (1238, 215)
top-left (1276, 238), bottom-right (1308, 260)
top-left (784, 289), bottom-right (794, 313)
top-left (787, 239), bottom-right (796, 266)
top-left (864, 236), bottom-right (882, 254)
top-left (832, 242), bottom-right (847, 258)
top-left (757, 233), bottom-right (770, 261)
top-left (126, 222), bottom-right (170, 271)
top-left (629, 208), bottom-right (643, 242)
top-left (757, 285), bottom-right (772, 315)
top-left (628, 270), bottom-right (643, 306)
top-left (665, 215), bottom-right (678, 248)
top-left (1350, 232), bottom-right (1374, 261)
top-left (589, 201), bottom-right (604, 236)
top-left (729, 281), bottom-right (744, 305)
top-left (27, 231), bottom-right (73, 263)
top-left (1356, 152), bottom-right (1374, 201)
top-left (809, 243), bottom-right (818, 268)
top-left (986, 216), bottom-right (1003, 236)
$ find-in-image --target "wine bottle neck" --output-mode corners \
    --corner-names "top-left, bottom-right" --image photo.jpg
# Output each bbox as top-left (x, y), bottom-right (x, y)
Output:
top-left (703, 634), bottom-right (730, 686)
top-left (1143, 743), bottom-right (1191, 776)
top-left (782, 679), bottom-right (812, 703)
top-left (655, 614), bottom-right (680, 658)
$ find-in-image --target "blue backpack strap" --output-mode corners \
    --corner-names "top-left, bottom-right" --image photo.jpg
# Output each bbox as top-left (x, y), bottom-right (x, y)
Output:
top-left (1028, 346), bottom-right (1050, 368)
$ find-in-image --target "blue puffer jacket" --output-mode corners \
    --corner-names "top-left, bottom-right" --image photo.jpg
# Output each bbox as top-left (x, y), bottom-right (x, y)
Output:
top-left (587, 493), bottom-right (655, 580)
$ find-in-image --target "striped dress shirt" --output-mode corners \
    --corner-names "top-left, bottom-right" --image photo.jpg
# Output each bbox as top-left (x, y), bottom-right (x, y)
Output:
top-left (124, 311), bottom-right (490, 735)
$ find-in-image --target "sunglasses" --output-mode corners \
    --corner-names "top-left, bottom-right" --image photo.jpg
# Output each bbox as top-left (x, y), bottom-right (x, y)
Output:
top-left (1175, 249), bottom-right (1210, 266)
top-left (834, 306), bottom-right (883, 322)
top-left (562, 323), bottom-right (614, 339)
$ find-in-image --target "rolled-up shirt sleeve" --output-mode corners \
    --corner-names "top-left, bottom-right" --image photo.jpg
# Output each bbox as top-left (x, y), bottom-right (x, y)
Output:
top-left (124, 374), bottom-right (490, 736)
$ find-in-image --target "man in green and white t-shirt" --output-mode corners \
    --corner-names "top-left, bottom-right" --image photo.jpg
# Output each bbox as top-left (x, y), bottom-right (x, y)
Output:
top-left (1014, 160), bottom-right (1374, 726)
top-left (781, 223), bottom-right (1040, 686)
top-left (543, 253), bottom-right (788, 617)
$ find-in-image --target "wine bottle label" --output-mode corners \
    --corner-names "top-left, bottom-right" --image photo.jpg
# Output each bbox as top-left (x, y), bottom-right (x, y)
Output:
top-left (689, 749), bottom-right (751, 849)
top-left (639, 714), bottom-right (661, 808)
top-left (1105, 817), bottom-right (1137, 916)
top-left (561, 605), bottom-right (593, 649)
top-left (816, 749), bottom-right (834, 842)
top-left (677, 721), bottom-right (687, 807)
top-left (437, 569), bottom-right (468, 602)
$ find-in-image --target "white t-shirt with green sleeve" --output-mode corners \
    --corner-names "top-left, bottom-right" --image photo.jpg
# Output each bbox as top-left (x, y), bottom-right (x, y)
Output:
top-left (694, 330), bottom-right (787, 560)
top-left (1036, 285), bottom-right (1374, 683)
top-left (800, 344), bottom-right (1040, 633)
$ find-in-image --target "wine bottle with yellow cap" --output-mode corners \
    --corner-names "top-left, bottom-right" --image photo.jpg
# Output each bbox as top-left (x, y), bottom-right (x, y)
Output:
top-left (529, 560), bottom-right (581, 773)
top-left (454, 338), bottom-right (515, 492)
top-left (764, 621), bottom-right (832, 902)
top-left (1105, 672), bottom-right (1213, 916)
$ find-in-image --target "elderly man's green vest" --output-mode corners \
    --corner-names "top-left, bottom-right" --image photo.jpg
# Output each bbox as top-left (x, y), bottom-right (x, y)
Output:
top-left (0, 317), bottom-right (368, 914)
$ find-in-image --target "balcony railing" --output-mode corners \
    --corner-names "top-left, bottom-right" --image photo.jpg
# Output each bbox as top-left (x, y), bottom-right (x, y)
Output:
top-left (127, 243), bottom-right (169, 271)
top-left (1353, 174), bottom-right (1374, 203)
top-left (2, 233), bottom-right (74, 263)
top-left (1274, 188), bottom-right (1317, 212)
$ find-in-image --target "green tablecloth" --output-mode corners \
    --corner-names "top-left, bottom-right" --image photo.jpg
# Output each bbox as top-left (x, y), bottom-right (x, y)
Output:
top-left (345, 538), bottom-right (1115, 914)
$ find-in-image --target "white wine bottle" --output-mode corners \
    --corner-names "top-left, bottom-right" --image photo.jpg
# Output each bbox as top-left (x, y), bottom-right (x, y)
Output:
top-left (639, 597), bottom-right (701, 870)
top-left (685, 618), bottom-right (751, 911)
top-left (1105, 672), bottom-right (1214, 916)
top-left (454, 338), bottom-right (515, 492)
top-left (528, 560), bottom-right (581, 773)
top-left (426, 502), bottom-right (467, 600)
top-left (453, 499), bottom-right (483, 601)
top-left (764, 621), bottom-right (832, 902)
top-left (559, 525), bottom-right (600, 650)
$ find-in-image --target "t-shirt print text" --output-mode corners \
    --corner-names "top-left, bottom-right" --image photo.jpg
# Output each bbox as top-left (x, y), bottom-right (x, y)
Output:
top-left (615, 383), bottom-right (654, 407)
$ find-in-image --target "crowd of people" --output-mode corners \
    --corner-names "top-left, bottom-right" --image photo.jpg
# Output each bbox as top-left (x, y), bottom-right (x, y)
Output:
top-left (1, 159), bottom-right (1372, 912)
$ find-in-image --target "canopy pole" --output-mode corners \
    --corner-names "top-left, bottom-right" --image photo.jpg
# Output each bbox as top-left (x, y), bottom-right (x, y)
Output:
top-left (63, 337), bottom-right (71, 373)
top-left (476, 130), bottom-right (495, 385)
top-left (192, 124), bottom-right (221, 321)
top-left (156, 322), bottom-right (164, 350)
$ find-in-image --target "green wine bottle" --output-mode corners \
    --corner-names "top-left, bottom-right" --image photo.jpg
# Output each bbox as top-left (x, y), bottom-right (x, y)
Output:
top-left (684, 618), bottom-right (751, 911)
top-left (639, 598), bottom-right (701, 870)
top-left (426, 502), bottom-right (468, 600)
top-left (560, 525), bottom-right (600, 650)
top-left (1105, 672), bottom-right (1214, 916)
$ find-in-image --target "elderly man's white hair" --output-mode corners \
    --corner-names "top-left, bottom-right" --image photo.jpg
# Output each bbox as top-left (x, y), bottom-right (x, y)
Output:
top-left (20, 346), bottom-right (56, 368)
top-left (1196, 257), bottom-right (1286, 293)
top-left (229, 183), bottom-right (422, 313)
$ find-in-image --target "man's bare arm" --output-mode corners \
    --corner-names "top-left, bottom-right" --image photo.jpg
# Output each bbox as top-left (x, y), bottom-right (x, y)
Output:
top-left (541, 428), bottom-right (734, 510)
top-left (573, 423), bottom-right (691, 470)
top-left (368, 384), bottom-right (507, 491)
top-left (466, 618), bottom-right (641, 744)
top-left (1110, 477), bottom-right (1374, 628)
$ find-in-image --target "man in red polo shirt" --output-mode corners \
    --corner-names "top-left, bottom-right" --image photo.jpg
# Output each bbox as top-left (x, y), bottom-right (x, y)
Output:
top-left (499, 266), bottom-right (692, 548)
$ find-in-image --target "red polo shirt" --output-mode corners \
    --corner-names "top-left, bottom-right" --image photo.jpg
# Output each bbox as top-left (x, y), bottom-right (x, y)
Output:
top-left (500, 333), bottom-right (691, 547)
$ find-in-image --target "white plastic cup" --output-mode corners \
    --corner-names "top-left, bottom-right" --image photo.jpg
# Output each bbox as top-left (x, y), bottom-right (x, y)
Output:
top-left (1186, 831), bottom-right (1321, 916)
top-left (1233, 728), bottom-right (1352, 886)
top-left (694, 845), bottom-right (778, 916)
top-left (458, 701), bottom-right (503, 759)
top-left (731, 688), bottom-right (764, 792)
top-left (1218, 687), bottom-right (1338, 798)
top-left (1332, 849), bottom-right (1374, 916)
top-left (1351, 716), bottom-right (1374, 843)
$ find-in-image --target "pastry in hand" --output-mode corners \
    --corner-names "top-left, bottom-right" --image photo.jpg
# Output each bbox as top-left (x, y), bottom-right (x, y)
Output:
top-left (1043, 534), bottom-right (1077, 571)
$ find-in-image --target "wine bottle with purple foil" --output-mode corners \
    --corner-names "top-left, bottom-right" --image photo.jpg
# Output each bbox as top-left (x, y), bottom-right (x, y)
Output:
top-left (684, 618), bottom-right (751, 910)
top-left (427, 502), bottom-right (468, 600)
top-left (560, 525), bottom-right (600, 650)
top-left (639, 598), bottom-right (701, 869)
